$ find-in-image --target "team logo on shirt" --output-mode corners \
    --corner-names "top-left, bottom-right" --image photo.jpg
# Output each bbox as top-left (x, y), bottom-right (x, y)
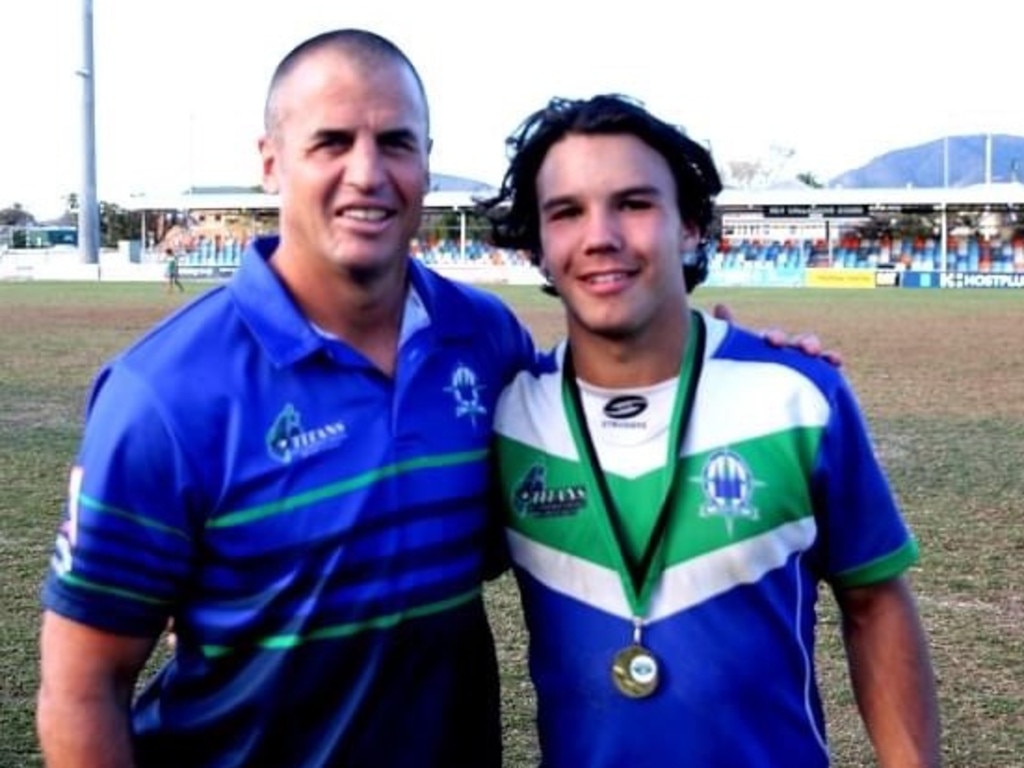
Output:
top-left (694, 449), bottom-right (761, 535)
top-left (603, 395), bottom-right (648, 420)
top-left (601, 395), bottom-right (648, 430)
top-left (444, 363), bottom-right (487, 428)
top-left (512, 464), bottom-right (587, 518)
top-left (51, 466), bottom-right (85, 576)
top-left (266, 403), bottom-right (347, 464)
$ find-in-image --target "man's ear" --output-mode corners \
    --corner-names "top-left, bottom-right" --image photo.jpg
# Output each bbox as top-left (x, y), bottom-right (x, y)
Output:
top-left (537, 255), bottom-right (559, 296)
top-left (679, 222), bottom-right (700, 252)
top-left (259, 135), bottom-right (279, 194)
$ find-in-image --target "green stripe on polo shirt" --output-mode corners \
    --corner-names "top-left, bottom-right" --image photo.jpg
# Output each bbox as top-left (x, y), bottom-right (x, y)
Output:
top-left (199, 586), bottom-right (481, 657)
top-left (57, 570), bottom-right (172, 606)
top-left (79, 493), bottom-right (190, 539)
top-left (208, 449), bottom-right (488, 529)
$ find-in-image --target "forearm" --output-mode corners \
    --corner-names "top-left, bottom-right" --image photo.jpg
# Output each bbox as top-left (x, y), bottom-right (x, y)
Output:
top-left (36, 612), bottom-right (152, 768)
top-left (37, 683), bottom-right (136, 768)
top-left (840, 578), bottom-right (941, 768)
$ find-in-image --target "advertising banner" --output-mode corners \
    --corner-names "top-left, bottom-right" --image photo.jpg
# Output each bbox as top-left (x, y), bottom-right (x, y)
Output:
top-left (704, 267), bottom-right (805, 288)
top-left (901, 271), bottom-right (1024, 289)
top-left (938, 272), bottom-right (1024, 289)
top-left (874, 269), bottom-right (900, 288)
top-left (900, 272), bottom-right (941, 289)
top-left (804, 269), bottom-right (876, 289)
top-left (180, 265), bottom-right (239, 280)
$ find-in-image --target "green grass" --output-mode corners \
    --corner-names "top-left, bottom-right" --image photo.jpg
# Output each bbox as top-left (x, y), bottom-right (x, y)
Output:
top-left (1, 281), bottom-right (1022, 767)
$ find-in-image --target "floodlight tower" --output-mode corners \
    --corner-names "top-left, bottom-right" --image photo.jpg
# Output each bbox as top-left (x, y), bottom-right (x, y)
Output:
top-left (77, 0), bottom-right (100, 265)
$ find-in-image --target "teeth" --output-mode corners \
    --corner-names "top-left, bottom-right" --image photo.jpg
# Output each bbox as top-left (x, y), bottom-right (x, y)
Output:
top-left (587, 273), bottom-right (625, 284)
top-left (344, 208), bottom-right (389, 222)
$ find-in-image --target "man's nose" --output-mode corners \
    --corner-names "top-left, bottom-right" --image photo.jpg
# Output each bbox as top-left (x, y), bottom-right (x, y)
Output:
top-left (582, 209), bottom-right (622, 255)
top-left (344, 137), bottom-right (386, 190)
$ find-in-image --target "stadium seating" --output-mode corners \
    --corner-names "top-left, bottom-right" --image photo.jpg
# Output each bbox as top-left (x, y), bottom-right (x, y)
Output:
top-left (168, 233), bottom-right (1024, 274)
top-left (710, 235), bottom-right (1024, 273)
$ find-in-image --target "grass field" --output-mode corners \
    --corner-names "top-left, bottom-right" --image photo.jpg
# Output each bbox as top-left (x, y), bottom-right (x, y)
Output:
top-left (1, 281), bottom-right (1021, 767)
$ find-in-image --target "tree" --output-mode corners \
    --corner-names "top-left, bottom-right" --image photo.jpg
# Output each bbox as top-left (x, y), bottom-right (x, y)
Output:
top-left (98, 201), bottom-right (142, 248)
top-left (0, 203), bottom-right (35, 227)
top-left (48, 192), bottom-right (79, 227)
top-left (725, 145), bottom-right (798, 188)
top-left (726, 160), bottom-right (762, 188)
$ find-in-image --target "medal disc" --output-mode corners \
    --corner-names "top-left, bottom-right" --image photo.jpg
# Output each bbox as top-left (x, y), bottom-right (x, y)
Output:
top-left (611, 644), bottom-right (659, 698)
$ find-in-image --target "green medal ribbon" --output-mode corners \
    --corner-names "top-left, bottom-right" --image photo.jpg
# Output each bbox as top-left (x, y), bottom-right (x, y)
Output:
top-left (561, 310), bottom-right (706, 616)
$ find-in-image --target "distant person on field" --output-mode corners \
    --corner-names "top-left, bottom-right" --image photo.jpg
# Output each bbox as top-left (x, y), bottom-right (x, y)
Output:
top-left (482, 94), bottom-right (941, 768)
top-left (164, 248), bottom-right (184, 293)
top-left (36, 29), bottom-right (837, 768)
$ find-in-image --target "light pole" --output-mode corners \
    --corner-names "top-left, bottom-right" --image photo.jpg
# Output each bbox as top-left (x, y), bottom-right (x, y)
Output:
top-left (77, 0), bottom-right (100, 265)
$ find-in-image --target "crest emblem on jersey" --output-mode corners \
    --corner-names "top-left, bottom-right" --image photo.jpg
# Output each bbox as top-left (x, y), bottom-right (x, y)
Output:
top-left (444, 363), bottom-right (487, 427)
top-left (266, 403), bottom-right (347, 464)
top-left (512, 464), bottom-right (587, 518)
top-left (603, 395), bottom-right (648, 420)
top-left (52, 466), bottom-right (85, 575)
top-left (697, 449), bottom-right (760, 535)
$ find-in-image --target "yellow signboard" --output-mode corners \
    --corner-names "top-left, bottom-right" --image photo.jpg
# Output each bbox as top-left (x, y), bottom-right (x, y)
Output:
top-left (805, 269), bottom-right (877, 289)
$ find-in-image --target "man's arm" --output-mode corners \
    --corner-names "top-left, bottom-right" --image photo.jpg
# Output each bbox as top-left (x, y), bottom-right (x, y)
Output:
top-left (37, 611), bottom-right (156, 768)
top-left (835, 576), bottom-right (941, 768)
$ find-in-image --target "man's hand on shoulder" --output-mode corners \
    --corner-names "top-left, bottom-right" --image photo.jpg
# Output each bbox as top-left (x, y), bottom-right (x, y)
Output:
top-left (710, 303), bottom-right (843, 367)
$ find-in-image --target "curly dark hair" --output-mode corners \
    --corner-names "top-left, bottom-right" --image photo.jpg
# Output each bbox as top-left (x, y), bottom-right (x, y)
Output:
top-left (478, 94), bottom-right (722, 293)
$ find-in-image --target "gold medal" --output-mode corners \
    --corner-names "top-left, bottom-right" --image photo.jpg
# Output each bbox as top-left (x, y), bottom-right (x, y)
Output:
top-left (611, 644), bottom-right (660, 698)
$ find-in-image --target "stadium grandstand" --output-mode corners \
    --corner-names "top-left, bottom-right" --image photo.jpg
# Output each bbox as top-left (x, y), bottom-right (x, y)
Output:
top-left (118, 176), bottom-right (1024, 279)
top-left (4, 174), bottom-right (1023, 287)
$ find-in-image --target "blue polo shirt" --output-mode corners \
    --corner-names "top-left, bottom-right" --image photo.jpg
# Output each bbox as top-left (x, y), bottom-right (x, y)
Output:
top-left (42, 236), bottom-right (535, 767)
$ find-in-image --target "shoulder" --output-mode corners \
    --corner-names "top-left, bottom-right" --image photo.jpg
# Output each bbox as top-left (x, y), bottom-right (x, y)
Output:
top-left (703, 312), bottom-right (846, 400)
top-left (690, 312), bottom-right (857, 447)
top-left (412, 261), bottom-right (536, 374)
top-left (414, 261), bottom-right (521, 323)
top-left (495, 345), bottom-right (561, 427)
top-left (98, 286), bottom-right (240, 403)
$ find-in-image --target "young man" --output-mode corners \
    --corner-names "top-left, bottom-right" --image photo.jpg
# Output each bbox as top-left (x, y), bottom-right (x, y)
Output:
top-left (484, 95), bottom-right (941, 767)
top-left (36, 30), bottom-right (533, 768)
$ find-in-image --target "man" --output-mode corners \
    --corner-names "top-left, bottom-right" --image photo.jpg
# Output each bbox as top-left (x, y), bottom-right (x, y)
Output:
top-left (36, 29), bottom-right (533, 767)
top-left (163, 248), bottom-right (184, 293)
top-left (484, 95), bottom-right (941, 767)
top-left (36, 28), bottom-right (834, 768)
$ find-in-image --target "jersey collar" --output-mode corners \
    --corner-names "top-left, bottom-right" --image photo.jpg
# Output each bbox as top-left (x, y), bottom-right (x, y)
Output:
top-left (230, 237), bottom-right (473, 367)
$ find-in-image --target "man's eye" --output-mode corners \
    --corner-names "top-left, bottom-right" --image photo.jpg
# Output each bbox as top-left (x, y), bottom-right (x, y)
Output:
top-left (314, 134), bottom-right (352, 151)
top-left (380, 133), bottom-right (418, 153)
top-left (622, 198), bottom-right (652, 210)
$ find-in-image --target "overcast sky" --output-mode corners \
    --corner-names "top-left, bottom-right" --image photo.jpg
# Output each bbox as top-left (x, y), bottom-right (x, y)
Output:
top-left (2, 0), bottom-right (1021, 217)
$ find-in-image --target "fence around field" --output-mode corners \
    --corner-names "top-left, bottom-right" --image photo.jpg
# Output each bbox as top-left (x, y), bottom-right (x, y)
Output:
top-left (0, 245), bottom-right (549, 286)
top-left (4, 243), bottom-right (1024, 291)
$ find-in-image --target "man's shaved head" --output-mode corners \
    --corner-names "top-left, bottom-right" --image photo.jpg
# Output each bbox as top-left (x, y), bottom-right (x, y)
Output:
top-left (263, 28), bottom-right (429, 139)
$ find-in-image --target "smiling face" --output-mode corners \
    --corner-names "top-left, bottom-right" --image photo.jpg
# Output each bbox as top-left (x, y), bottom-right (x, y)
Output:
top-left (536, 132), bottom-right (699, 348)
top-left (259, 45), bottom-right (430, 283)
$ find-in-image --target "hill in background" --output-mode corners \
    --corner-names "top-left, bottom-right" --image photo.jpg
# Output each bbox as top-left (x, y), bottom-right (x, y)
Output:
top-left (829, 134), bottom-right (1024, 188)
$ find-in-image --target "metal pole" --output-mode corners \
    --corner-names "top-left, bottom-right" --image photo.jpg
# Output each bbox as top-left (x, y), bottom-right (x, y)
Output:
top-left (77, 0), bottom-right (100, 265)
top-left (939, 203), bottom-right (947, 273)
top-left (940, 137), bottom-right (949, 273)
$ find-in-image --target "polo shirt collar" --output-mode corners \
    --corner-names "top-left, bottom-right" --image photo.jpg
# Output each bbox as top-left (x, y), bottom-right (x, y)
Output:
top-left (230, 236), bottom-right (472, 367)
